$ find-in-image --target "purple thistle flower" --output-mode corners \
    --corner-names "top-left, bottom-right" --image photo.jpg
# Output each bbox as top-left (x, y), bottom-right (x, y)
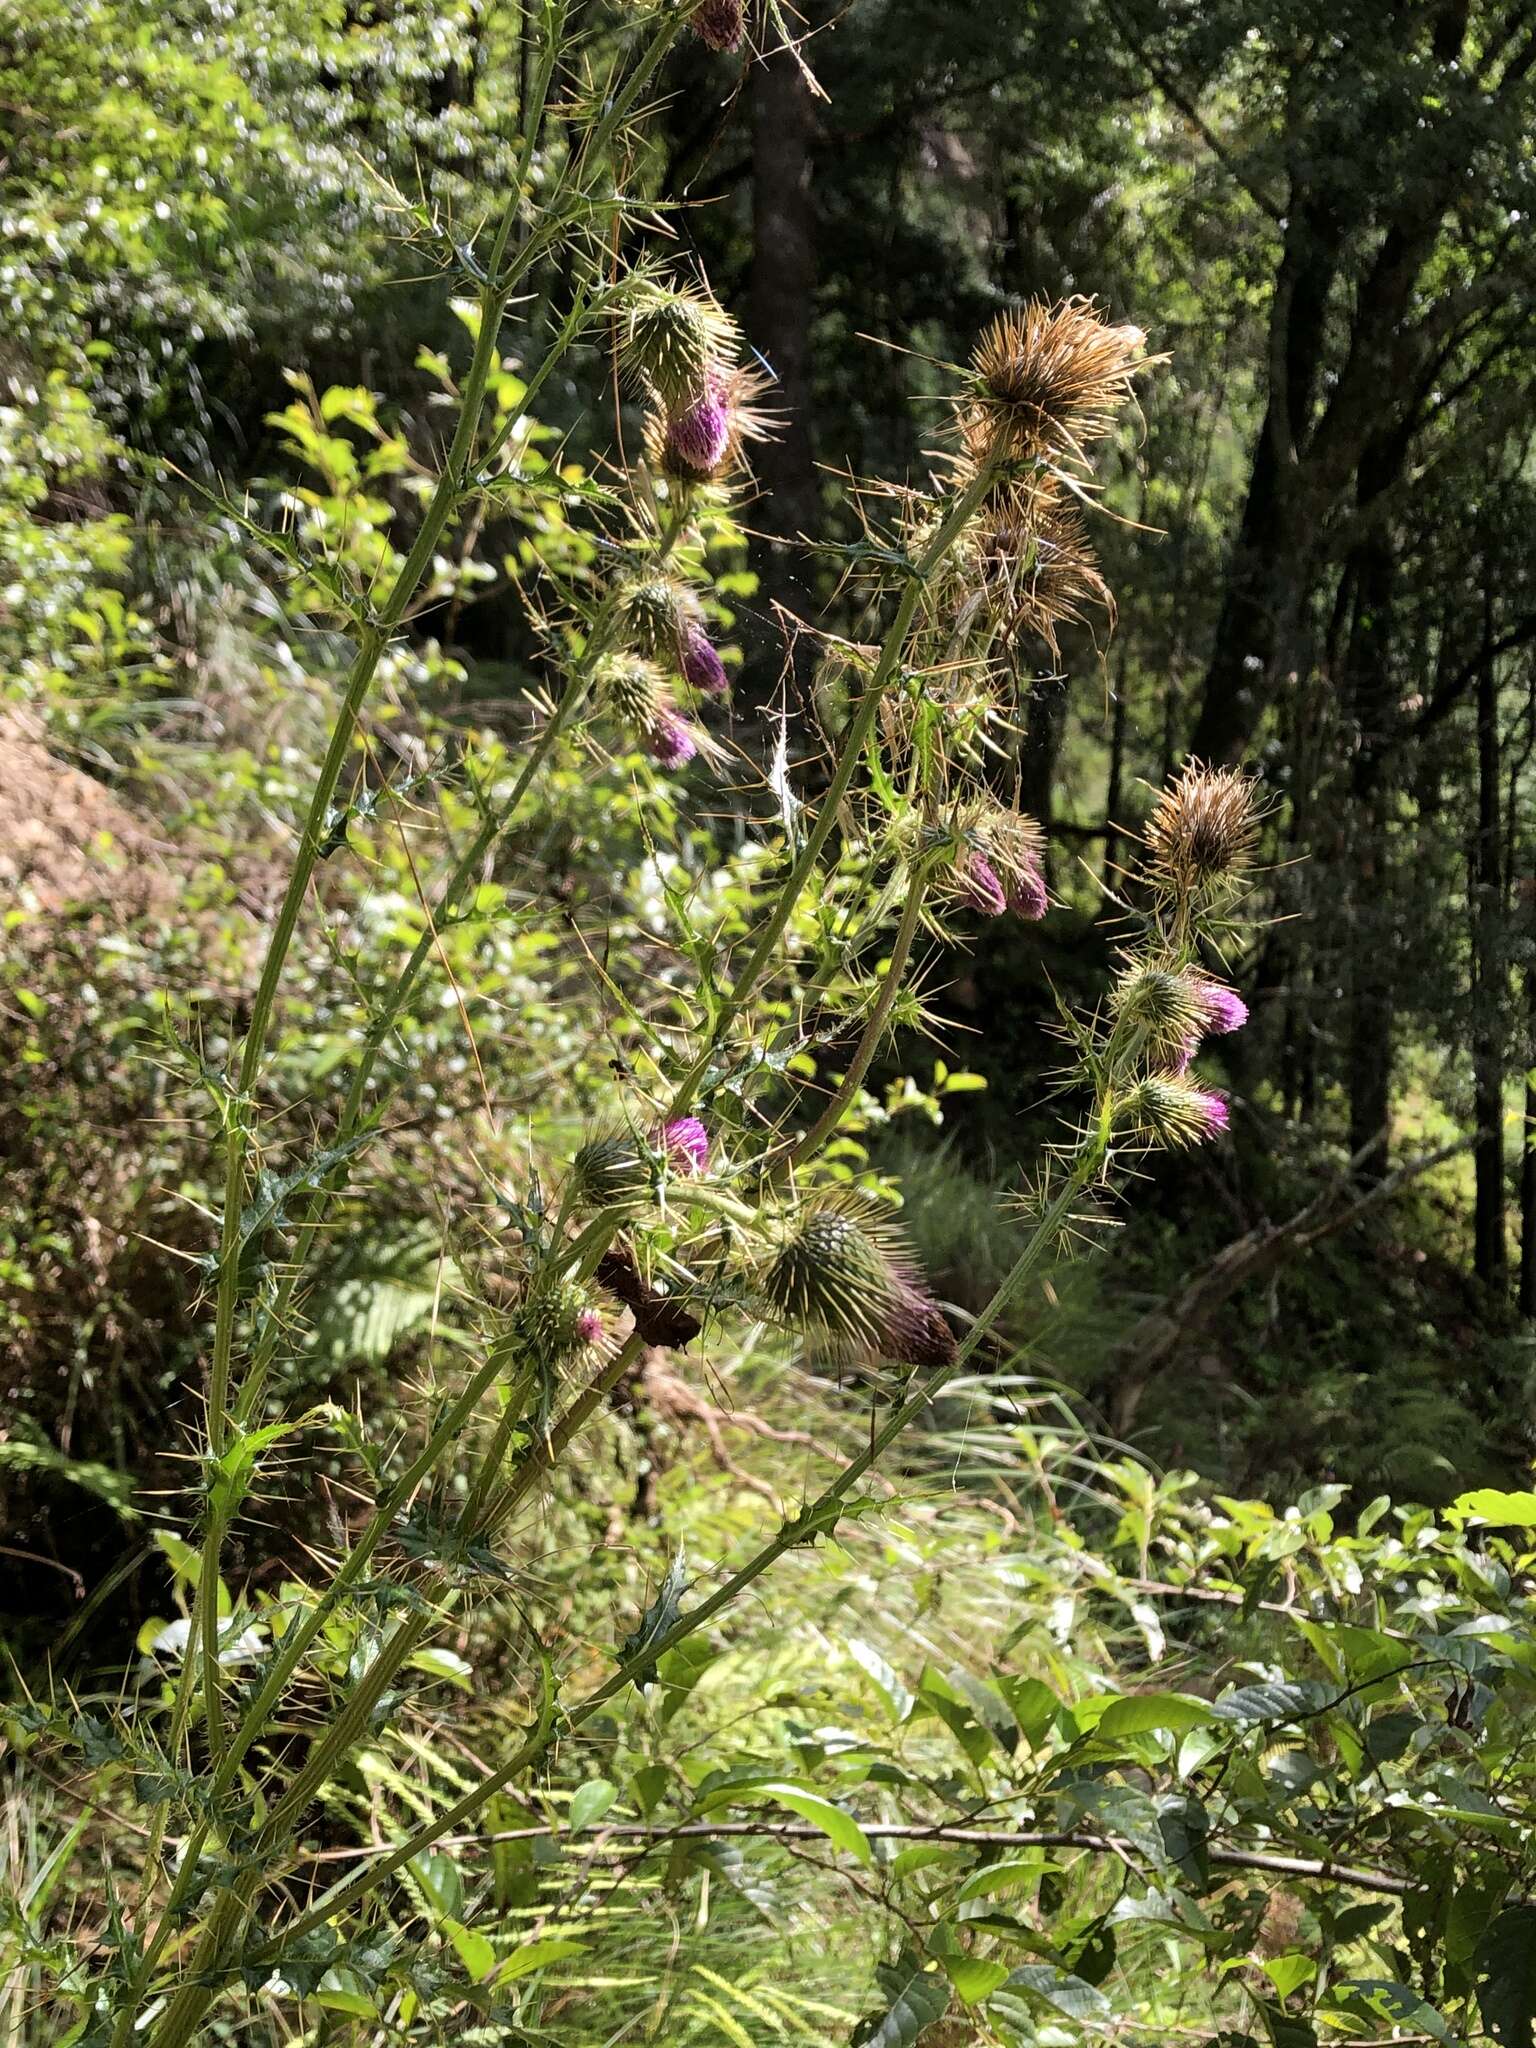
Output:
top-left (1195, 982), bottom-right (1248, 1036)
top-left (575, 1307), bottom-right (605, 1346)
top-left (1191, 1086), bottom-right (1230, 1136)
top-left (1004, 859), bottom-right (1049, 922)
top-left (691, 0), bottom-right (746, 53)
top-left (661, 1115), bottom-right (710, 1175)
top-left (681, 624), bottom-right (729, 696)
top-left (666, 378), bottom-right (732, 477)
top-left (647, 711), bottom-right (698, 769)
top-left (957, 850), bottom-right (1006, 917)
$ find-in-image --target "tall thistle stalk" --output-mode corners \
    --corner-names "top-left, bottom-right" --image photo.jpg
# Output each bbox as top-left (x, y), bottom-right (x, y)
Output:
top-left (52, 15), bottom-right (1274, 2045)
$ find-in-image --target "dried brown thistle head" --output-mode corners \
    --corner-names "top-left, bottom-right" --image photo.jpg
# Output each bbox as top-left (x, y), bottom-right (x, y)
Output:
top-left (1143, 761), bottom-right (1260, 900)
top-left (966, 483), bottom-right (1114, 654)
top-left (960, 298), bottom-right (1153, 468)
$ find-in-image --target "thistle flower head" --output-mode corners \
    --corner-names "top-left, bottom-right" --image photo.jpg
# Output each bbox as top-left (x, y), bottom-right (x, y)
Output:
top-left (569, 1134), bottom-right (651, 1208)
top-left (665, 377), bottom-right (732, 478)
top-left (681, 624), bottom-right (729, 697)
top-left (1144, 763), bottom-right (1260, 901)
top-left (691, 0), bottom-right (746, 52)
top-left (514, 1279), bottom-right (611, 1367)
top-left (647, 363), bottom-right (778, 486)
top-left (647, 709), bottom-right (700, 770)
top-left (1194, 980), bottom-right (1248, 1036)
top-left (945, 480), bottom-right (1113, 655)
top-left (618, 573), bottom-right (701, 665)
top-left (623, 286), bottom-right (737, 411)
top-left (961, 298), bottom-right (1151, 468)
top-left (955, 848), bottom-right (1007, 917)
top-left (1110, 962), bottom-right (1210, 1066)
top-left (986, 810), bottom-right (1049, 922)
top-left (760, 1191), bottom-right (906, 1349)
top-left (660, 1115), bottom-right (710, 1174)
top-left (1115, 1073), bottom-right (1231, 1148)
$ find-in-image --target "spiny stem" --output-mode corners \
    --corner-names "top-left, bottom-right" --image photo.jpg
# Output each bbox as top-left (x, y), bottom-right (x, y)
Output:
top-left (785, 869), bottom-right (932, 1167)
top-left (666, 462), bottom-right (998, 1119)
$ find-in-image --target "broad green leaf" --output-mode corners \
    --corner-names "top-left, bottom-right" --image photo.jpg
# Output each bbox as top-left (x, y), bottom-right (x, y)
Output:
top-left (942, 1954), bottom-right (1009, 2006)
top-left (1448, 1489), bottom-right (1536, 1528)
top-left (1263, 1953), bottom-right (1316, 1999)
top-left (315, 1967), bottom-right (376, 2018)
top-left (1332, 1980), bottom-right (1451, 2042)
top-left (1005, 1962), bottom-right (1112, 2026)
top-left (1098, 1692), bottom-right (1215, 1737)
top-left (405, 1850), bottom-right (462, 1923)
top-left (568, 1778), bottom-right (617, 1831)
top-left (851, 1951), bottom-right (951, 2047)
top-left (1211, 1681), bottom-right (1332, 1725)
top-left (745, 1784), bottom-right (872, 1866)
top-left (443, 1917), bottom-right (495, 1983)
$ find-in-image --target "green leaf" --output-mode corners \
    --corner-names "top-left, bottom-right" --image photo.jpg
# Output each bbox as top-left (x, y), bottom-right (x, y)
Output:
top-left (1263, 1954), bottom-right (1316, 1999)
top-left (851, 1950), bottom-right (951, 2047)
top-left (744, 1784), bottom-right (872, 1866)
top-left (568, 1778), bottom-right (617, 1832)
top-left (1478, 1905), bottom-right (1536, 2046)
top-left (1098, 1692), bottom-right (1215, 1737)
top-left (492, 1936), bottom-right (589, 1985)
top-left (443, 1917), bottom-right (495, 1983)
top-left (405, 1850), bottom-right (462, 1923)
top-left (1004, 1962), bottom-right (1112, 2026)
top-left (1331, 1980), bottom-right (1451, 2042)
top-left (1448, 1489), bottom-right (1536, 1528)
top-left (1211, 1681), bottom-right (1332, 1725)
top-left (942, 1954), bottom-right (1009, 2006)
top-left (315, 1966), bottom-right (376, 2017)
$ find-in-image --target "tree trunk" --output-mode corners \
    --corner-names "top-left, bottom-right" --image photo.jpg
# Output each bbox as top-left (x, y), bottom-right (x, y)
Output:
top-left (1471, 642), bottom-right (1507, 1289)
top-left (1522, 950), bottom-right (1536, 1317)
top-left (749, 39), bottom-right (819, 654)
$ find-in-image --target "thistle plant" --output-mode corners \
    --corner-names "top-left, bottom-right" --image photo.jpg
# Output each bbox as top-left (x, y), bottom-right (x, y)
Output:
top-left (9, 14), bottom-right (1271, 2043)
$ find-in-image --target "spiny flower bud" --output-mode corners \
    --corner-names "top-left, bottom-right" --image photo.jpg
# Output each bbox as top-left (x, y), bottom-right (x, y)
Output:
top-left (618, 574), bottom-right (702, 664)
top-left (570, 1134), bottom-right (650, 1208)
top-left (624, 288), bottom-right (737, 412)
top-left (760, 1193), bottom-right (903, 1349)
top-left (681, 623), bottom-right (729, 697)
top-left (956, 849), bottom-right (1007, 917)
top-left (660, 1116), bottom-right (710, 1174)
top-left (1115, 1073), bottom-right (1230, 1148)
top-left (1144, 763), bottom-right (1260, 901)
top-left (1110, 963), bottom-right (1209, 1066)
top-left (962, 298), bottom-right (1151, 468)
top-left (1005, 863), bottom-right (1048, 921)
top-left (691, 0), bottom-right (746, 51)
top-left (598, 652), bottom-right (667, 733)
top-left (987, 810), bottom-right (1049, 921)
top-left (514, 1279), bottom-right (609, 1367)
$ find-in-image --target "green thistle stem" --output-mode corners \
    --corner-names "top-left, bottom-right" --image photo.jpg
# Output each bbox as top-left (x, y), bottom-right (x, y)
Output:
top-left (784, 870), bottom-right (932, 1168)
top-left (665, 462), bottom-right (998, 1120)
